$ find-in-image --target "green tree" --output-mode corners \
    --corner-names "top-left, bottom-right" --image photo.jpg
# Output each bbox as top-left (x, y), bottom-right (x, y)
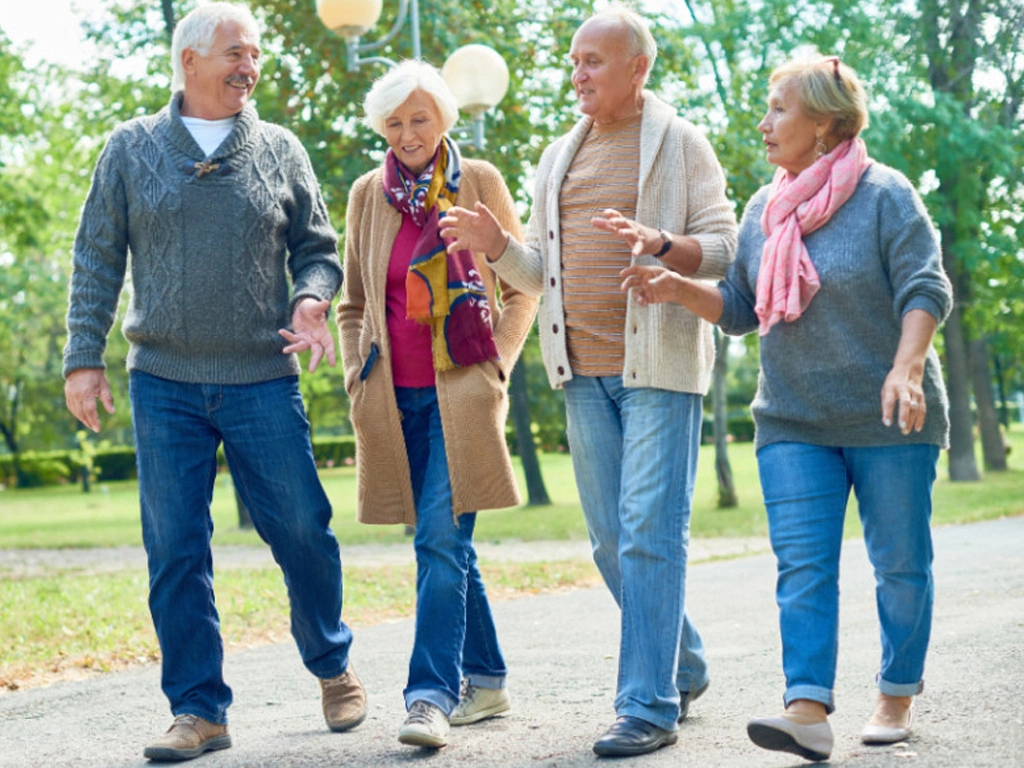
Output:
top-left (0, 33), bottom-right (136, 483)
top-left (864, 0), bottom-right (1024, 477)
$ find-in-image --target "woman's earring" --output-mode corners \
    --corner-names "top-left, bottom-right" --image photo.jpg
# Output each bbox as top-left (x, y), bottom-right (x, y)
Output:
top-left (815, 138), bottom-right (828, 158)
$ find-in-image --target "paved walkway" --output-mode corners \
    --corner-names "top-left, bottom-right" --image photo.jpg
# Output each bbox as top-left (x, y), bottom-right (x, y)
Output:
top-left (0, 536), bottom-right (771, 577)
top-left (1, 518), bottom-right (1022, 767)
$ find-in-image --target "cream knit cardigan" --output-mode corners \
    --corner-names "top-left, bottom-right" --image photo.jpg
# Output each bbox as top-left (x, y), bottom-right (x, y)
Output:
top-left (338, 159), bottom-right (537, 525)
top-left (492, 92), bottom-right (737, 395)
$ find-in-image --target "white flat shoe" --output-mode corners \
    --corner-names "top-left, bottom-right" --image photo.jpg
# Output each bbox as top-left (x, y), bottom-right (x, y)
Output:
top-left (747, 714), bottom-right (833, 762)
top-left (861, 707), bottom-right (913, 744)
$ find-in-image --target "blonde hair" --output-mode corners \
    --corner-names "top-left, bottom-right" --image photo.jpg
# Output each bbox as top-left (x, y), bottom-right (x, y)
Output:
top-left (769, 57), bottom-right (868, 143)
top-left (362, 60), bottom-right (459, 137)
top-left (171, 3), bottom-right (261, 92)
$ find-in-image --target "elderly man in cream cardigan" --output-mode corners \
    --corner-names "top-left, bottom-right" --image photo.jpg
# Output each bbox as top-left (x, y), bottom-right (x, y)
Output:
top-left (440, 5), bottom-right (737, 759)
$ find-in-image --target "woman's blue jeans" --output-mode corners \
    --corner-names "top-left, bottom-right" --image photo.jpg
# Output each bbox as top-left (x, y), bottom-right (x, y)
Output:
top-left (129, 371), bottom-right (354, 725)
top-left (563, 375), bottom-right (708, 731)
top-left (757, 441), bottom-right (939, 712)
top-left (396, 386), bottom-right (507, 715)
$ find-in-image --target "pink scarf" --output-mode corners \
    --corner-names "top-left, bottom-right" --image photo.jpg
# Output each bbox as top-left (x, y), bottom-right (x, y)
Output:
top-left (755, 137), bottom-right (872, 335)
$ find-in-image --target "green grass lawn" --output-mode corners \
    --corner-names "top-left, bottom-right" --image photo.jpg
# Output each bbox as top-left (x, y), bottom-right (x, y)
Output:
top-left (1, 425), bottom-right (1022, 691)
top-left (2, 425), bottom-right (1023, 549)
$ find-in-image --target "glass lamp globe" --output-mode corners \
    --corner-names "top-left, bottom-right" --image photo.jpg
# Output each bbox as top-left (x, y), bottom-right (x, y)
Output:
top-left (316, 0), bottom-right (384, 38)
top-left (442, 44), bottom-right (510, 117)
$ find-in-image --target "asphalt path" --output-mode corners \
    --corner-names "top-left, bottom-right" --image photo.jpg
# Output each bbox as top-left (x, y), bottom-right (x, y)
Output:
top-left (1, 517), bottom-right (1021, 767)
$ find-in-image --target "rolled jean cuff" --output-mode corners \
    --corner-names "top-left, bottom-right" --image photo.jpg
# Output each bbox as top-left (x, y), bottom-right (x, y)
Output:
top-left (784, 684), bottom-right (835, 715)
top-left (466, 673), bottom-right (505, 690)
top-left (405, 688), bottom-right (457, 717)
top-left (877, 676), bottom-right (924, 697)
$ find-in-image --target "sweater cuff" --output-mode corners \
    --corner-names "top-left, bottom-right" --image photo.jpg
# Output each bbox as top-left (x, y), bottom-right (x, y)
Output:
top-left (289, 263), bottom-right (342, 317)
top-left (689, 233), bottom-right (736, 281)
top-left (487, 239), bottom-right (544, 298)
top-left (902, 295), bottom-right (946, 323)
top-left (63, 350), bottom-right (107, 380)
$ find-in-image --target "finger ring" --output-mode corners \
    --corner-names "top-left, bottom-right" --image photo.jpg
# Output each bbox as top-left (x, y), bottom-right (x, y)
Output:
top-left (909, 399), bottom-right (917, 407)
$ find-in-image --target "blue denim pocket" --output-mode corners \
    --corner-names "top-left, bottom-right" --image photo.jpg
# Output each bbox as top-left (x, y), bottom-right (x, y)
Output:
top-left (359, 342), bottom-right (380, 381)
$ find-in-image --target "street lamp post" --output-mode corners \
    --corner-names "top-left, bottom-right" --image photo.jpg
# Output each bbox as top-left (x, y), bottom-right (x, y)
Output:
top-left (315, 0), bottom-right (508, 149)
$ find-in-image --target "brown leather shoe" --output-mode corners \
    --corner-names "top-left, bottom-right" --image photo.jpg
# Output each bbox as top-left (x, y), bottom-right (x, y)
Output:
top-left (320, 666), bottom-right (367, 732)
top-left (143, 714), bottom-right (231, 761)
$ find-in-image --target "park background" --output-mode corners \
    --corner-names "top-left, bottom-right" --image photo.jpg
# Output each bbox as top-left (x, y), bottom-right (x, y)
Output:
top-left (1, 0), bottom-right (1022, 693)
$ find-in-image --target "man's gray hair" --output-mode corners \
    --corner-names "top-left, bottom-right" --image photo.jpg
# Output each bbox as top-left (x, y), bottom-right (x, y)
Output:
top-left (587, 5), bottom-right (658, 85)
top-left (170, 2), bottom-right (261, 92)
top-left (362, 60), bottom-right (460, 137)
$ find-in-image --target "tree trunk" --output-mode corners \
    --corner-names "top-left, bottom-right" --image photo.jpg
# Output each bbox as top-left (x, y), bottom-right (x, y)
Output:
top-left (969, 337), bottom-right (1007, 471)
top-left (1, 379), bottom-right (21, 480)
top-left (712, 328), bottom-right (737, 508)
top-left (509, 358), bottom-right (550, 506)
top-left (942, 300), bottom-right (981, 481)
top-left (228, 465), bottom-right (254, 529)
top-left (161, 0), bottom-right (176, 40)
top-left (993, 353), bottom-right (1009, 428)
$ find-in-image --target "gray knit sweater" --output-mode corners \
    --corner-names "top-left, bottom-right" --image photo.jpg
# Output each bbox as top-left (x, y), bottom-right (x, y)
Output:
top-left (63, 93), bottom-right (342, 384)
top-left (718, 163), bottom-right (953, 450)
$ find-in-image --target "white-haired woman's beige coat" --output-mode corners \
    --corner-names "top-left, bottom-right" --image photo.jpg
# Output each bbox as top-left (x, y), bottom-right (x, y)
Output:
top-left (337, 159), bottom-right (537, 526)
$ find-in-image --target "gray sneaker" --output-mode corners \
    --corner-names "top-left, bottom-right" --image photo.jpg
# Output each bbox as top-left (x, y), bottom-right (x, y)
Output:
top-left (398, 700), bottom-right (450, 748)
top-left (450, 678), bottom-right (511, 725)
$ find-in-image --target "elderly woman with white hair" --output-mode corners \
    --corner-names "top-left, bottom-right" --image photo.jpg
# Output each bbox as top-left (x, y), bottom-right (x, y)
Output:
top-left (337, 60), bottom-right (537, 749)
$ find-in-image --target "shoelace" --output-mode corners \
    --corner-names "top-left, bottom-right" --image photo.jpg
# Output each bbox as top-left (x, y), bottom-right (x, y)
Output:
top-left (406, 701), bottom-right (438, 724)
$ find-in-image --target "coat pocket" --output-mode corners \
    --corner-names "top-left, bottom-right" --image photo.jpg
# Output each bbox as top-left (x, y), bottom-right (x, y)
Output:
top-left (359, 342), bottom-right (380, 381)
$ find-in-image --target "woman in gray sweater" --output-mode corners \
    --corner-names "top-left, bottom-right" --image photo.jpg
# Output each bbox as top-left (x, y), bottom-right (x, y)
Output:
top-left (615, 58), bottom-right (952, 762)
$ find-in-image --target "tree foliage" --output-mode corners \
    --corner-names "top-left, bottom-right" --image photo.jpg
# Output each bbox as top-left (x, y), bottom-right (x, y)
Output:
top-left (0, 0), bottom-right (1021, 486)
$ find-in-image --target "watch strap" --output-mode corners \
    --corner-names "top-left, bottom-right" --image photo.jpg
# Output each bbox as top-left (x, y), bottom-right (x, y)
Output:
top-left (654, 228), bottom-right (672, 258)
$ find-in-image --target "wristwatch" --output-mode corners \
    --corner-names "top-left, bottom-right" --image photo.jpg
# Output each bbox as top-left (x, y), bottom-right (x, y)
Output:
top-left (653, 228), bottom-right (672, 258)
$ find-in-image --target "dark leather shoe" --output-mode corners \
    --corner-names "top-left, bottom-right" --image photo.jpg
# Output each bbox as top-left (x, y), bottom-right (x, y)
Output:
top-left (593, 716), bottom-right (678, 757)
top-left (678, 679), bottom-right (710, 723)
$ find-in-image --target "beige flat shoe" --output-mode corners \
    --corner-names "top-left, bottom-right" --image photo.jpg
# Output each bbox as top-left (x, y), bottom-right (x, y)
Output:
top-left (862, 697), bottom-right (913, 744)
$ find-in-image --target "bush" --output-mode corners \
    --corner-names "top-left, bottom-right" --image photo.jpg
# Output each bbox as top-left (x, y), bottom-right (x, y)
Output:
top-left (92, 446), bottom-right (139, 481)
top-left (312, 435), bottom-right (357, 467)
top-left (0, 446), bottom-right (139, 488)
top-left (0, 451), bottom-right (77, 488)
top-left (505, 425), bottom-right (569, 455)
top-left (701, 414), bottom-right (756, 444)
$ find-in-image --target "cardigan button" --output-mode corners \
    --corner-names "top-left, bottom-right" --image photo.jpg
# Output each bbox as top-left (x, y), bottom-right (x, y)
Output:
top-left (552, 324), bottom-right (559, 334)
top-left (550, 277), bottom-right (556, 287)
top-left (548, 230), bottom-right (555, 240)
top-left (557, 366), bottom-right (565, 376)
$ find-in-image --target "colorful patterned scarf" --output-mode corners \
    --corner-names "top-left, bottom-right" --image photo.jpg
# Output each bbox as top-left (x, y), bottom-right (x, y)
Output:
top-left (382, 136), bottom-right (499, 371)
top-left (756, 137), bottom-right (873, 335)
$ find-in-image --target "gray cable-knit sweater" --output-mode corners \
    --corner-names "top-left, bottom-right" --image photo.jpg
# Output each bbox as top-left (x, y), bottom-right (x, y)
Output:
top-left (718, 163), bottom-right (953, 450)
top-left (63, 93), bottom-right (342, 385)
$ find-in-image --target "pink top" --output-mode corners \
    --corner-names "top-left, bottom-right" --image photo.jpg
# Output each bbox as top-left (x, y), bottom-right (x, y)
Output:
top-left (386, 212), bottom-right (436, 387)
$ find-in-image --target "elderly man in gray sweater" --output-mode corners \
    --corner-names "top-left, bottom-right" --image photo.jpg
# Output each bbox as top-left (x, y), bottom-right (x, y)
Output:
top-left (63, 3), bottom-right (364, 761)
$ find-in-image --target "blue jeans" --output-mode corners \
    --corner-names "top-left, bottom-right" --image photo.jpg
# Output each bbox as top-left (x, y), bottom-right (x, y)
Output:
top-left (563, 375), bottom-right (708, 731)
top-left (396, 386), bottom-right (507, 715)
top-left (129, 371), bottom-right (354, 725)
top-left (757, 442), bottom-right (939, 712)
